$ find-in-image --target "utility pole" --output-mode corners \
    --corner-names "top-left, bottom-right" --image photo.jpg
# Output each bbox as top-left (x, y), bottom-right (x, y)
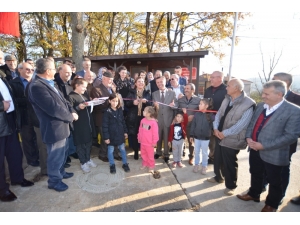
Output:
top-left (228, 12), bottom-right (238, 81)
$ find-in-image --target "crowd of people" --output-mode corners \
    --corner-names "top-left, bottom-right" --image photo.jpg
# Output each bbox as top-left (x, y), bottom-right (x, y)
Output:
top-left (1, 50), bottom-right (300, 212)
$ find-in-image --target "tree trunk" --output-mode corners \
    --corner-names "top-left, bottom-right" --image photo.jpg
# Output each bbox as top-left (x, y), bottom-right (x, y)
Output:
top-left (46, 12), bottom-right (54, 57)
top-left (16, 14), bottom-right (26, 62)
top-left (70, 12), bottom-right (85, 72)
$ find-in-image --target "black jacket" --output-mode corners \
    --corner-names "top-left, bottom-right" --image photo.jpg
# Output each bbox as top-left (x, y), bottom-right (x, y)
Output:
top-left (0, 64), bottom-right (14, 81)
top-left (204, 83), bottom-right (227, 111)
top-left (68, 91), bottom-right (96, 146)
top-left (27, 75), bottom-right (74, 144)
top-left (125, 89), bottom-right (152, 135)
top-left (190, 112), bottom-right (214, 140)
top-left (9, 77), bottom-right (30, 127)
top-left (54, 76), bottom-right (73, 101)
top-left (0, 73), bottom-right (20, 137)
top-left (102, 107), bottom-right (128, 146)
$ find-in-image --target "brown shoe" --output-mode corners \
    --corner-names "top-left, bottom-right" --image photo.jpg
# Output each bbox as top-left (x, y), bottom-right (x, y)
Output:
top-left (237, 193), bottom-right (260, 202)
top-left (261, 204), bottom-right (276, 212)
top-left (188, 158), bottom-right (193, 165)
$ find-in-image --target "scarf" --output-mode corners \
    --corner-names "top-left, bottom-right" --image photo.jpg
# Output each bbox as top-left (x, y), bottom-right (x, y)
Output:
top-left (137, 89), bottom-right (143, 116)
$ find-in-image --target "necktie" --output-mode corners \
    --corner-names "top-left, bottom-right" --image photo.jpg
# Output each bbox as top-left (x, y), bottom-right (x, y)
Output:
top-left (161, 91), bottom-right (165, 102)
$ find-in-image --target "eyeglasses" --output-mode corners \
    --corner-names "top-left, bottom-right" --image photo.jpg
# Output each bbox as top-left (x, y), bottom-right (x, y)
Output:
top-left (25, 68), bottom-right (34, 72)
top-left (171, 78), bottom-right (176, 80)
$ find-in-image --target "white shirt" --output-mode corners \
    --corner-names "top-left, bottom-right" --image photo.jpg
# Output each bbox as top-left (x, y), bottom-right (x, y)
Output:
top-left (0, 78), bottom-right (15, 113)
top-left (172, 85), bottom-right (182, 99)
top-left (263, 99), bottom-right (284, 116)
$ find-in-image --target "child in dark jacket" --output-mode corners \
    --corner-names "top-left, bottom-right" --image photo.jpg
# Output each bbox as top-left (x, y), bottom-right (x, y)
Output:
top-left (190, 98), bottom-right (214, 175)
top-left (102, 93), bottom-right (130, 174)
top-left (69, 78), bottom-right (97, 174)
top-left (168, 109), bottom-right (188, 168)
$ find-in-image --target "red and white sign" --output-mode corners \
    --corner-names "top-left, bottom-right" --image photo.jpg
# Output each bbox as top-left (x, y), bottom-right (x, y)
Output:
top-left (181, 67), bottom-right (197, 80)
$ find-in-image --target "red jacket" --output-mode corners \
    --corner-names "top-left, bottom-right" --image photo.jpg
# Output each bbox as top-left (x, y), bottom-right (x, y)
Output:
top-left (168, 113), bottom-right (188, 142)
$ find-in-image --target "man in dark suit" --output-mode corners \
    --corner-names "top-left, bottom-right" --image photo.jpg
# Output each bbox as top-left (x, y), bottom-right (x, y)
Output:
top-left (0, 54), bottom-right (18, 81)
top-left (0, 70), bottom-right (34, 202)
top-left (76, 57), bottom-right (93, 78)
top-left (150, 70), bottom-right (162, 94)
top-left (9, 62), bottom-right (40, 167)
top-left (272, 73), bottom-right (300, 205)
top-left (204, 71), bottom-right (227, 164)
top-left (28, 58), bottom-right (78, 192)
top-left (237, 80), bottom-right (300, 212)
top-left (152, 76), bottom-right (177, 163)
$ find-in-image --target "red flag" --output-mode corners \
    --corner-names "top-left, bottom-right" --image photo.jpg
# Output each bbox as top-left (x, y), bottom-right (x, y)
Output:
top-left (0, 12), bottom-right (20, 37)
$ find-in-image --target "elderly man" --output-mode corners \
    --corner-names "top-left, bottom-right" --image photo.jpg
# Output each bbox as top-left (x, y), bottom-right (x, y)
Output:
top-left (76, 57), bottom-right (94, 78)
top-left (28, 58), bottom-right (77, 192)
top-left (174, 66), bottom-right (187, 86)
top-left (54, 64), bottom-right (79, 166)
top-left (204, 71), bottom-right (227, 164)
top-left (90, 71), bottom-right (122, 162)
top-left (177, 83), bottom-right (201, 165)
top-left (260, 73), bottom-right (300, 204)
top-left (0, 54), bottom-right (18, 81)
top-left (207, 78), bottom-right (255, 196)
top-left (9, 62), bottom-right (40, 167)
top-left (0, 69), bottom-right (34, 202)
top-left (153, 76), bottom-right (177, 163)
top-left (237, 80), bottom-right (300, 212)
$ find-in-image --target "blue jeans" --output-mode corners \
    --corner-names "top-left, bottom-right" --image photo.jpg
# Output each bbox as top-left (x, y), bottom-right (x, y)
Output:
top-left (194, 139), bottom-right (209, 167)
top-left (46, 138), bottom-right (68, 187)
top-left (68, 134), bottom-right (76, 155)
top-left (107, 143), bottom-right (127, 165)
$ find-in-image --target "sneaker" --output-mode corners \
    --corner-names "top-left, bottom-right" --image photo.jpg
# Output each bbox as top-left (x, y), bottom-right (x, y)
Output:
top-left (172, 162), bottom-right (177, 168)
top-left (193, 165), bottom-right (199, 173)
top-left (81, 163), bottom-right (91, 173)
top-left (122, 163), bottom-right (130, 172)
top-left (87, 159), bottom-right (97, 168)
top-left (140, 165), bottom-right (147, 170)
top-left (110, 164), bottom-right (116, 174)
top-left (149, 169), bottom-right (154, 174)
top-left (224, 188), bottom-right (235, 196)
top-left (177, 162), bottom-right (184, 168)
top-left (201, 166), bottom-right (207, 175)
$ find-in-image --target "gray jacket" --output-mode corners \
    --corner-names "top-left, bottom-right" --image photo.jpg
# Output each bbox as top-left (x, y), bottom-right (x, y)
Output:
top-left (246, 101), bottom-right (300, 166)
top-left (218, 92), bottom-right (255, 150)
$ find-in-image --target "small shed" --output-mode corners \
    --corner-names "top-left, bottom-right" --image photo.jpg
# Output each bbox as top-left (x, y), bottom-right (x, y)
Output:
top-left (55, 51), bottom-right (209, 95)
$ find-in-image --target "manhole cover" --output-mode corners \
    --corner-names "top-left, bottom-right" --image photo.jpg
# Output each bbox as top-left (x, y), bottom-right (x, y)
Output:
top-left (76, 166), bottom-right (124, 193)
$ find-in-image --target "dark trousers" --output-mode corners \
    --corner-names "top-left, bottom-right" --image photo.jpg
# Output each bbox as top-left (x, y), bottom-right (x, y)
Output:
top-left (208, 134), bottom-right (216, 160)
top-left (76, 139), bottom-right (92, 165)
top-left (214, 140), bottom-right (240, 189)
top-left (186, 121), bottom-right (194, 159)
top-left (262, 141), bottom-right (296, 198)
top-left (248, 149), bottom-right (283, 209)
top-left (0, 113), bottom-right (24, 195)
top-left (129, 134), bottom-right (140, 152)
top-left (46, 138), bottom-right (68, 187)
top-left (20, 124), bottom-right (39, 164)
top-left (156, 121), bottom-right (170, 157)
top-left (34, 127), bottom-right (48, 175)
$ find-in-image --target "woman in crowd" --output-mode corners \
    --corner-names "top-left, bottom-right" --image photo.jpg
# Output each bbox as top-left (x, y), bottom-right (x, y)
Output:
top-left (125, 77), bottom-right (152, 160)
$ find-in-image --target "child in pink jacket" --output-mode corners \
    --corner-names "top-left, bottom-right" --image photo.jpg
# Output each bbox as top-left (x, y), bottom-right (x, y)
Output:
top-left (138, 106), bottom-right (159, 173)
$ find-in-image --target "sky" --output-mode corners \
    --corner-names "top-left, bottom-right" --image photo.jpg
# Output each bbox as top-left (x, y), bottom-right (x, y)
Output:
top-left (200, 12), bottom-right (300, 80)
